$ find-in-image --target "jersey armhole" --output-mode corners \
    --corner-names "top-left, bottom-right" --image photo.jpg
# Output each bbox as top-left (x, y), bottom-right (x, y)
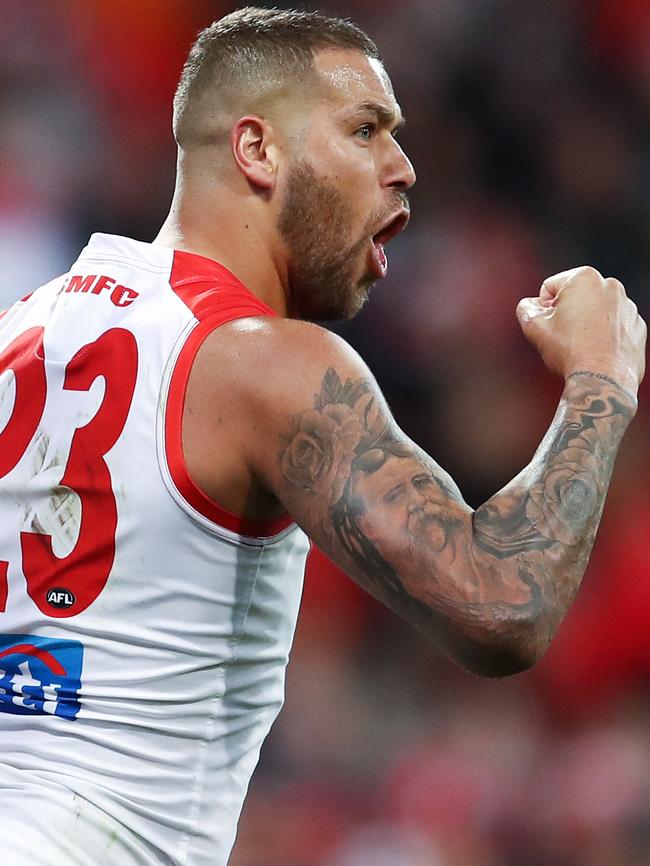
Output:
top-left (159, 312), bottom-right (296, 544)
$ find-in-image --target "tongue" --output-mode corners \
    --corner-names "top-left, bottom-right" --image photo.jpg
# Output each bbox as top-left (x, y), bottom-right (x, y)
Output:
top-left (370, 238), bottom-right (388, 278)
top-left (372, 240), bottom-right (388, 278)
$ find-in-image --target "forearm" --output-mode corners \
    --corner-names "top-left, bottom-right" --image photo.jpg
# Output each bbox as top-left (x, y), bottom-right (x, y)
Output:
top-left (456, 371), bottom-right (637, 669)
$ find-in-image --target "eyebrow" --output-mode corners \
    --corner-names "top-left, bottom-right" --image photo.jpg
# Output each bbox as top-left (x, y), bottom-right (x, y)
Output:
top-left (353, 101), bottom-right (406, 131)
top-left (383, 481), bottom-right (405, 502)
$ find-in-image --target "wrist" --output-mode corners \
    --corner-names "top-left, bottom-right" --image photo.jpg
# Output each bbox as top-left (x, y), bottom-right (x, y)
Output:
top-left (564, 369), bottom-right (638, 416)
top-left (565, 354), bottom-right (639, 395)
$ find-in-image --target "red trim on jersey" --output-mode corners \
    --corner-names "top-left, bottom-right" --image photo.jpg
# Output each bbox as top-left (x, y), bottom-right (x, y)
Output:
top-left (165, 250), bottom-right (294, 538)
top-left (169, 249), bottom-right (277, 321)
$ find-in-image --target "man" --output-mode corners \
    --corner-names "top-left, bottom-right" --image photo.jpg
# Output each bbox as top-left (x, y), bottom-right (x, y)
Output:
top-left (0, 6), bottom-right (645, 866)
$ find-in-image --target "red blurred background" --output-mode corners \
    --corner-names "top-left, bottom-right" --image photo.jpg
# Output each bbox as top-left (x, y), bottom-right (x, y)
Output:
top-left (2, 2), bottom-right (649, 864)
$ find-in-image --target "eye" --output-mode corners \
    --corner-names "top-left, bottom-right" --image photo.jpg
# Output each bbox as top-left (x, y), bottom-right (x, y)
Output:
top-left (384, 483), bottom-right (405, 503)
top-left (356, 123), bottom-right (376, 141)
top-left (412, 474), bottom-right (434, 490)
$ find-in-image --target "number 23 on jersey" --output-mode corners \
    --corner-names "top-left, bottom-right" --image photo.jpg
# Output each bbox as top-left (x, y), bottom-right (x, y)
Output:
top-left (0, 327), bottom-right (138, 617)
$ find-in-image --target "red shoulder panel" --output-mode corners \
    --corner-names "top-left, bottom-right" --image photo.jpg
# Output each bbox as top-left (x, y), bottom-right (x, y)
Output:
top-left (169, 249), bottom-right (276, 322)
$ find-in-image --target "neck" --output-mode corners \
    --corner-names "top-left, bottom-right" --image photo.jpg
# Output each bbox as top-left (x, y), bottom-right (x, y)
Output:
top-left (154, 185), bottom-right (290, 318)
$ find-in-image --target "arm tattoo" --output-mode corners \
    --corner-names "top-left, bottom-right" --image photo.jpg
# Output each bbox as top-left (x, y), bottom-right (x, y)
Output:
top-left (468, 373), bottom-right (635, 638)
top-left (474, 378), bottom-right (633, 553)
top-left (567, 370), bottom-right (637, 404)
top-left (278, 367), bottom-right (636, 654)
top-left (278, 368), bottom-right (420, 605)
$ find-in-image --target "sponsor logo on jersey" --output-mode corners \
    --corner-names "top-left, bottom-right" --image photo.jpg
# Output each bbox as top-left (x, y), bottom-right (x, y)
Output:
top-left (46, 588), bottom-right (76, 609)
top-left (0, 634), bottom-right (83, 721)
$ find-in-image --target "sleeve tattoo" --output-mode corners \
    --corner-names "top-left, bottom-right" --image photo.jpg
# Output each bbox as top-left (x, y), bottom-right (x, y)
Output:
top-left (278, 367), bottom-right (636, 651)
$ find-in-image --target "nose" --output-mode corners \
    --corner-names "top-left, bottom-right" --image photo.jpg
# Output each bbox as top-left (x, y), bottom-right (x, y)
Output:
top-left (383, 138), bottom-right (416, 190)
top-left (407, 489), bottom-right (428, 513)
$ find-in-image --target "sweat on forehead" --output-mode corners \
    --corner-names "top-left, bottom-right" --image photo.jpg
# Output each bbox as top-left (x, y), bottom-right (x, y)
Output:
top-left (315, 51), bottom-right (393, 94)
top-left (311, 50), bottom-right (399, 122)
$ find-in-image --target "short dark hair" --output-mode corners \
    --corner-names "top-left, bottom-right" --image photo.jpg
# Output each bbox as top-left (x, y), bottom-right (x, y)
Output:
top-left (173, 6), bottom-right (380, 145)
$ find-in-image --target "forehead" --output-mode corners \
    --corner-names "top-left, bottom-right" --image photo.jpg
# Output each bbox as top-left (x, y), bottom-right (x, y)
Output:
top-left (353, 455), bottom-right (425, 500)
top-left (311, 49), bottom-right (400, 116)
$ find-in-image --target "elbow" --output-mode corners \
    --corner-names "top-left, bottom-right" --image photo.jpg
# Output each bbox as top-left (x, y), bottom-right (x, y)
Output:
top-left (447, 612), bottom-right (554, 679)
top-left (408, 564), bottom-right (559, 677)
top-left (456, 642), bottom-right (545, 679)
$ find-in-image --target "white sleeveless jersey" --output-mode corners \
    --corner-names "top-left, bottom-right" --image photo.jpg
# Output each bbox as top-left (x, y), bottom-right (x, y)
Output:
top-left (0, 234), bottom-right (309, 866)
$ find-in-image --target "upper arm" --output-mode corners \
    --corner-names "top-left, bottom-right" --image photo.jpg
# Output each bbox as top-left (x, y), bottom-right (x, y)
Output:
top-left (209, 317), bottom-right (482, 639)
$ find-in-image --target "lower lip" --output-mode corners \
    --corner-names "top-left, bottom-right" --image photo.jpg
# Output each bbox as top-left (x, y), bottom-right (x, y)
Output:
top-left (369, 240), bottom-right (388, 279)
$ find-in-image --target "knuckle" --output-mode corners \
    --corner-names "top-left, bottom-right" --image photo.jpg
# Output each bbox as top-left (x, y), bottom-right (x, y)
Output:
top-left (516, 296), bottom-right (533, 313)
top-left (604, 276), bottom-right (626, 295)
top-left (576, 264), bottom-right (603, 282)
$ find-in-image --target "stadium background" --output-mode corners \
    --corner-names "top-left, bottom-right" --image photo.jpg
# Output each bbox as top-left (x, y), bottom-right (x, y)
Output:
top-left (2, 1), bottom-right (649, 863)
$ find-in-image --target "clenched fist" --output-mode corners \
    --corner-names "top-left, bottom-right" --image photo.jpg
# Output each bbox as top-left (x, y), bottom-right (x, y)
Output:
top-left (516, 266), bottom-right (646, 397)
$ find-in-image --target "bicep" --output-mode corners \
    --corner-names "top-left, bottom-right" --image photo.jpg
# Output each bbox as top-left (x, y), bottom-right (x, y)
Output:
top-left (249, 333), bottom-right (478, 625)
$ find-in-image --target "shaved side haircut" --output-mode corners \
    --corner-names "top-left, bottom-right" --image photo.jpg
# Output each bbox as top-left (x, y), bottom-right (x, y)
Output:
top-left (173, 6), bottom-right (380, 146)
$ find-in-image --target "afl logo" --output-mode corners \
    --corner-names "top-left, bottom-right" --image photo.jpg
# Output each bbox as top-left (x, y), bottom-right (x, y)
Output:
top-left (46, 588), bottom-right (76, 609)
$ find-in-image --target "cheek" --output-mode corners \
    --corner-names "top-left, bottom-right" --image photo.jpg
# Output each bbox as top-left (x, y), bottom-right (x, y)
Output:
top-left (357, 502), bottom-right (409, 542)
top-left (341, 157), bottom-right (377, 196)
top-left (317, 142), bottom-right (376, 189)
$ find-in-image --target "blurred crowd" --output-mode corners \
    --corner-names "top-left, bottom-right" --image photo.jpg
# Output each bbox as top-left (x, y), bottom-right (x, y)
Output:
top-left (2, 1), bottom-right (649, 864)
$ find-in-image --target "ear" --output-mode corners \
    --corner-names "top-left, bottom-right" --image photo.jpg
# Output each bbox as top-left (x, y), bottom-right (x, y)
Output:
top-left (231, 115), bottom-right (278, 191)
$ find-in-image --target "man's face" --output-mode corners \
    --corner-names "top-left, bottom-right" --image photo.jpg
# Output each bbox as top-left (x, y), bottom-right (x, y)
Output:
top-left (354, 456), bottom-right (452, 551)
top-left (277, 50), bottom-right (415, 321)
top-left (351, 454), bottom-right (462, 595)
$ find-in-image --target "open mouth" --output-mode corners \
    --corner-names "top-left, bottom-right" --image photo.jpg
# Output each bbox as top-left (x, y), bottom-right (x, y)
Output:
top-left (370, 208), bottom-right (410, 279)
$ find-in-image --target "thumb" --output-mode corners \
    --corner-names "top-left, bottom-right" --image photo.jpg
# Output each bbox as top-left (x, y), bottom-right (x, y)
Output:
top-left (516, 296), bottom-right (554, 328)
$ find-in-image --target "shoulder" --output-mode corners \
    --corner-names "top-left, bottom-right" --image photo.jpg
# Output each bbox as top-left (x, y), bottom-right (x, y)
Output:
top-left (186, 314), bottom-right (396, 497)
top-left (193, 315), bottom-right (378, 413)
top-left (208, 315), bottom-right (359, 366)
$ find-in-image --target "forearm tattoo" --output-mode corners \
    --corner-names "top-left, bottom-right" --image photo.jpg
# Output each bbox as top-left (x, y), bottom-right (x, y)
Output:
top-left (279, 368), bottom-right (635, 651)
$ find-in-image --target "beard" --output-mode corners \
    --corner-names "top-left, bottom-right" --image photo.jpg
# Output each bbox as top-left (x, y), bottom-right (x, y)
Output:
top-left (277, 161), bottom-right (381, 321)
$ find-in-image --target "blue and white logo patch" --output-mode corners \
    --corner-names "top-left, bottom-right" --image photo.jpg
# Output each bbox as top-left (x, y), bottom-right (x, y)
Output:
top-left (0, 634), bottom-right (83, 721)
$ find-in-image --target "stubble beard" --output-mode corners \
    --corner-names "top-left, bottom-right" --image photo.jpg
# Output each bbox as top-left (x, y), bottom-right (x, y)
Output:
top-left (277, 161), bottom-right (377, 321)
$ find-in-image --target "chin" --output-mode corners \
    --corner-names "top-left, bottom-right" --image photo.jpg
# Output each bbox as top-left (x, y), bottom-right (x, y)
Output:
top-left (291, 267), bottom-right (375, 322)
top-left (297, 290), bottom-right (364, 323)
top-left (346, 291), bottom-right (371, 319)
top-left (330, 284), bottom-right (373, 322)
top-left (351, 277), bottom-right (377, 314)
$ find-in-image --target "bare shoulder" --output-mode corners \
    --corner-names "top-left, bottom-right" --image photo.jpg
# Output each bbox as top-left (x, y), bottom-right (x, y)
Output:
top-left (182, 315), bottom-right (377, 521)
top-left (192, 315), bottom-right (386, 425)
top-left (187, 312), bottom-right (383, 465)
top-left (189, 314), bottom-right (411, 520)
top-left (202, 315), bottom-right (370, 385)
